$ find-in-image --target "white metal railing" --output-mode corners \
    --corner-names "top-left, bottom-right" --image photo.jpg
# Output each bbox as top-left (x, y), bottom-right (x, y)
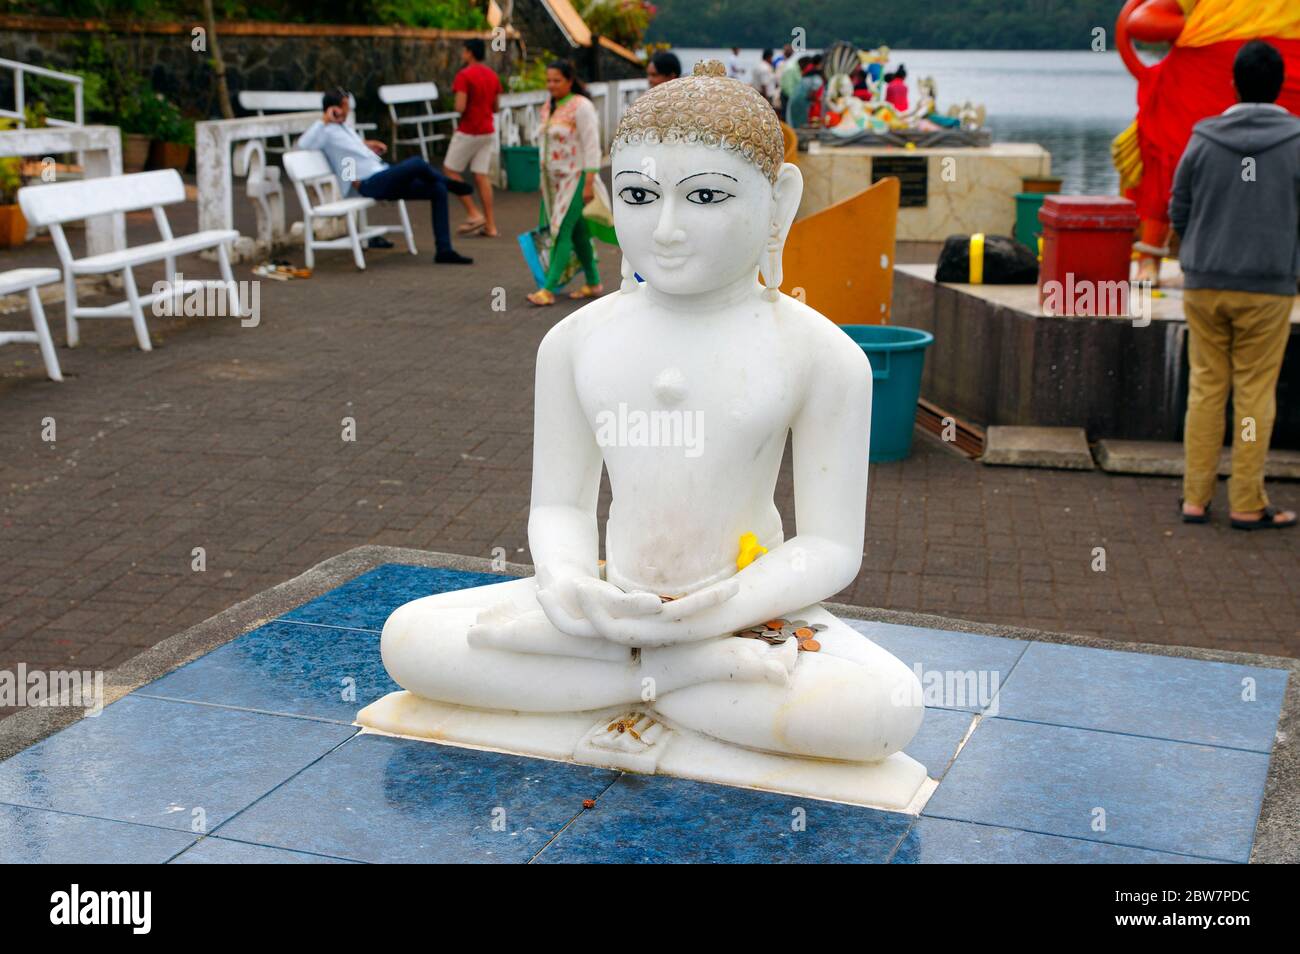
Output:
top-left (496, 78), bottom-right (648, 154)
top-left (497, 90), bottom-right (547, 149)
top-left (1, 57), bottom-right (84, 128)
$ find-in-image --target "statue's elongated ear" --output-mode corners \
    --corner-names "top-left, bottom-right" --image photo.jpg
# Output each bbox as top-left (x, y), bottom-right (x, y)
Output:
top-left (772, 162), bottom-right (803, 244)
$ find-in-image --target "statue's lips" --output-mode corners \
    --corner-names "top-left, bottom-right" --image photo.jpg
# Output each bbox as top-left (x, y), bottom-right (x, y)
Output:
top-left (653, 251), bottom-right (689, 269)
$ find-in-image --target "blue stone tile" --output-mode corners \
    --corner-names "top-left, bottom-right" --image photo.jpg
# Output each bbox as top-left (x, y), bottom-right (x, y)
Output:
top-left (894, 817), bottom-right (1226, 864)
top-left (280, 564), bottom-right (514, 632)
top-left (995, 642), bottom-right (1288, 752)
top-left (217, 733), bottom-right (616, 863)
top-left (905, 707), bottom-right (975, 779)
top-left (136, 621), bottom-right (397, 723)
top-left (0, 696), bottom-right (356, 831)
top-left (536, 774), bottom-right (912, 863)
top-left (0, 804), bottom-right (197, 863)
top-left (924, 718), bottom-right (1269, 862)
top-left (171, 837), bottom-right (358, 864)
top-left (846, 619), bottom-right (1027, 712)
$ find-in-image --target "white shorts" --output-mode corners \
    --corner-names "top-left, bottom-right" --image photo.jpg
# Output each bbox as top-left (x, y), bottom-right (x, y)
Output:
top-left (444, 131), bottom-right (496, 176)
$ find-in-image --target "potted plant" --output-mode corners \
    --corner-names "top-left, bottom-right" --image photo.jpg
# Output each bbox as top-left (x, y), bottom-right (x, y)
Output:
top-left (143, 94), bottom-right (195, 172)
top-left (119, 94), bottom-right (153, 173)
top-left (0, 119), bottom-right (27, 248)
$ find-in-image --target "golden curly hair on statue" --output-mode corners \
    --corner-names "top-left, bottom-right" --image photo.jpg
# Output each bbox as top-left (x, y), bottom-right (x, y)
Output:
top-left (611, 59), bottom-right (785, 183)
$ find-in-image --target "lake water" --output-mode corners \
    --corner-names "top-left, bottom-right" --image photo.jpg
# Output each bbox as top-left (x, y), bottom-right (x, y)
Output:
top-left (672, 49), bottom-right (1138, 195)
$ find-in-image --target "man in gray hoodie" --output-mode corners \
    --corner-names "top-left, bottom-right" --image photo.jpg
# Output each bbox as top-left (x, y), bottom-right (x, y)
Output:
top-left (1170, 40), bottom-right (1299, 531)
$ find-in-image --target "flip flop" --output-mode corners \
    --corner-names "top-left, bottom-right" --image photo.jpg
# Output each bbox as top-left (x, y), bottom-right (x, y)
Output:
top-left (568, 284), bottom-right (604, 300)
top-left (457, 219), bottom-right (486, 236)
top-left (526, 289), bottom-right (556, 306)
top-left (1230, 507), bottom-right (1297, 531)
top-left (1179, 499), bottom-right (1210, 524)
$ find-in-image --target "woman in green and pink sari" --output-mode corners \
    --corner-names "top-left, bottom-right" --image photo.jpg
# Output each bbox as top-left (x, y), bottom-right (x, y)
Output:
top-left (526, 61), bottom-right (604, 306)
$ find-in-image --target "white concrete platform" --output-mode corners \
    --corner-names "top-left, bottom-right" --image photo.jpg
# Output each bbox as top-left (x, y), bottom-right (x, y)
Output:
top-left (357, 690), bottom-right (933, 813)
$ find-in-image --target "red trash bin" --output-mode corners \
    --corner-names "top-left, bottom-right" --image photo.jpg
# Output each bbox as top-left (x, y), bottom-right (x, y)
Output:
top-left (1037, 195), bottom-right (1139, 316)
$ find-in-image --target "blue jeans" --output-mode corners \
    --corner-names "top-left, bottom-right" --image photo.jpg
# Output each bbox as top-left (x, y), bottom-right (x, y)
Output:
top-left (358, 158), bottom-right (453, 253)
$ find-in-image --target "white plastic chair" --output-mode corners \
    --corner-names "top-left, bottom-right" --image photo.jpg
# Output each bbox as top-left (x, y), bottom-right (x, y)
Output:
top-left (283, 150), bottom-right (416, 270)
top-left (379, 83), bottom-right (458, 161)
top-left (0, 267), bottom-right (63, 381)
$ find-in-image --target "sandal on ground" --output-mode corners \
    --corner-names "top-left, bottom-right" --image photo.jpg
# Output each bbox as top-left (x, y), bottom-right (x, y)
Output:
top-left (568, 284), bottom-right (604, 300)
top-left (456, 219), bottom-right (486, 235)
top-left (1179, 499), bottom-right (1211, 524)
top-left (1230, 507), bottom-right (1297, 531)
top-left (527, 289), bottom-right (556, 306)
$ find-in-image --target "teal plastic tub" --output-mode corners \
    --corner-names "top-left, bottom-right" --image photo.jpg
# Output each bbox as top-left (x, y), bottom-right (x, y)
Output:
top-left (840, 324), bottom-right (935, 462)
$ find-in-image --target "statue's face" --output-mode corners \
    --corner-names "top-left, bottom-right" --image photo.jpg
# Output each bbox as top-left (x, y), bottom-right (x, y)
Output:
top-left (613, 143), bottom-right (774, 296)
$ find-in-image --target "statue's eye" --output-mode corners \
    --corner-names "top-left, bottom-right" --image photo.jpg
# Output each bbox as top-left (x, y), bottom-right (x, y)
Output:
top-left (618, 186), bottom-right (659, 205)
top-left (686, 188), bottom-right (733, 205)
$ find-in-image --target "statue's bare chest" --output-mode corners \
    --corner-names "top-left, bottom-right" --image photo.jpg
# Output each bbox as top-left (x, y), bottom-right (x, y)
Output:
top-left (573, 318), bottom-right (800, 453)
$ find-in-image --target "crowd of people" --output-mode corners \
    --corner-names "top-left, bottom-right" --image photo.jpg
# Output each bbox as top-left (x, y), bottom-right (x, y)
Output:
top-left (653, 45), bottom-right (913, 128)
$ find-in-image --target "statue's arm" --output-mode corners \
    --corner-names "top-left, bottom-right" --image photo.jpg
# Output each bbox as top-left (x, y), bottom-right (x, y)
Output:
top-left (577, 324), bottom-right (871, 647)
top-left (526, 319), bottom-right (608, 633)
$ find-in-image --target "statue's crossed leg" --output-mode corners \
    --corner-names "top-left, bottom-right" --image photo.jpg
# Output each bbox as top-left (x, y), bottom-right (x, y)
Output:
top-left (381, 577), bottom-right (922, 763)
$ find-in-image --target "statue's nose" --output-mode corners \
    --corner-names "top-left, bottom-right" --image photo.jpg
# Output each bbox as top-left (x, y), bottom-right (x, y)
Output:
top-left (652, 210), bottom-right (686, 246)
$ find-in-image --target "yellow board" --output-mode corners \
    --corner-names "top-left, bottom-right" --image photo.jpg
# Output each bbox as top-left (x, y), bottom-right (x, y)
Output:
top-left (781, 175), bottom-right (900, 325)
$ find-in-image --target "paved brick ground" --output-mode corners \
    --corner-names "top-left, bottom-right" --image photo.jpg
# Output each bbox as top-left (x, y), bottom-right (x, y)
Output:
top-left (1, 185), bottom-right (1296, 702)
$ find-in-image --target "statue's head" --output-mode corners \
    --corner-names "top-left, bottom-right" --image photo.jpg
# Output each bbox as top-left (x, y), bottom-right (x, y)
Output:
top-left (610, 60), bottom-right (802, 296)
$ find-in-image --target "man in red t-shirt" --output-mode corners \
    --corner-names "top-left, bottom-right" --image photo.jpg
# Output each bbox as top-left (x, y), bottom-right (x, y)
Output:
top-left (444, 39), bottom-right (503, 237)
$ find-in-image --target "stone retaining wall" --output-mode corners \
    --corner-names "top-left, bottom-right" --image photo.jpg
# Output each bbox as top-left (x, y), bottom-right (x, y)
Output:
top-left (0, 15), bottom-right (523, 125)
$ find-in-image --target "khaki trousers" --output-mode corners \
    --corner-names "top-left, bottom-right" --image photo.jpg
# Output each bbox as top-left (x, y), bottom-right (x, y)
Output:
top-left (1182, 287), bottom-right (1293, 512)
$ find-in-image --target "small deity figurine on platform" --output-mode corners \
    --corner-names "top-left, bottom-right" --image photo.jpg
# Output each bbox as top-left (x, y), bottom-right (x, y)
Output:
top-left (378, 61), bottom-right (923, 770)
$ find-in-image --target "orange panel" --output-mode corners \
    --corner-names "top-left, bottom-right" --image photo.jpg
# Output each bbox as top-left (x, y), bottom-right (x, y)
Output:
top-left (782, 176), bottom-right (900, 325)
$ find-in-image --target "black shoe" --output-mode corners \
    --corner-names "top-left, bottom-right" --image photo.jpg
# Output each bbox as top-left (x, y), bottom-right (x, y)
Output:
top-left (1179, 498), bottom-right (1211, 524)
top-left (367, 235), bottom-right (395, 249)
top-left (1230, 506), bottom-right (1297, 531)
top-left (446, 179), bottom-right (474, 196)
top-left (435, 250), bottom-right (473, 265)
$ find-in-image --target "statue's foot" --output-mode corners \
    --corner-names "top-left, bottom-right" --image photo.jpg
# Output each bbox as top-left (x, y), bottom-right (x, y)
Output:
top-left (640, 633), bottom-right (797, 692)
top-left (651, 607), bottom-right (923, 763)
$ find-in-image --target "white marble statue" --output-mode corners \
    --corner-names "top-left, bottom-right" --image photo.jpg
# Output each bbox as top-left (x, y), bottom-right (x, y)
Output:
top-left (371, 61), bottom-right (925, 804)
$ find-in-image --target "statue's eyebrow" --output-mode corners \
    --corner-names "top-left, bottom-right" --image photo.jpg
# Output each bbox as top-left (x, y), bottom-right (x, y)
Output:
top-left (615, 170), bottom-right (660, 184)
top-left (677, 172), bottom-right (739, 184)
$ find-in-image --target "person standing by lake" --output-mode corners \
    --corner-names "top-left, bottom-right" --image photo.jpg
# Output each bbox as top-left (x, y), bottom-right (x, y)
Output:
top-left (778, 52), bottom-right (803, 118)
top-left (1171, 40), bottom-right (1299, 531)
top-left (443, 38), bottom-right (502, 238)
top-left (752, 48), bottom-right (779, 106)
top-left (727, 47), bottom-right (746, 81)
top-left (526, 60), bottom-right (603, 306)
top-left (647, 50), bottom-right (681, 87)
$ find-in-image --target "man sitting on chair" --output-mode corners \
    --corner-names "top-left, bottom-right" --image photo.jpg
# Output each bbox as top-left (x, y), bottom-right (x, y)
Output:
top-left (298, 88), bottom-right (473, 265)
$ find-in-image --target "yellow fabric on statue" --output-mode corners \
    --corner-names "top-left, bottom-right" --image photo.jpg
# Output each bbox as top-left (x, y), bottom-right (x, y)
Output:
top-left (1177, 0), bottom-right (1300, 47)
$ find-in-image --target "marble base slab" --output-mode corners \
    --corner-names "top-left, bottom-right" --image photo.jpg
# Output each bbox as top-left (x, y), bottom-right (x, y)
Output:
top-left (356, 690), bottom-right (932, 813)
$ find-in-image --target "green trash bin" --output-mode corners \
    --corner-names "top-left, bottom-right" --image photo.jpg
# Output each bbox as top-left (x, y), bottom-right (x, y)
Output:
top-left (1014, 191), bottom-right (1048, 250)
top-left (501, 145), bottom-right (540, 192)
top-left (840, 324), bottom-right (935, 462)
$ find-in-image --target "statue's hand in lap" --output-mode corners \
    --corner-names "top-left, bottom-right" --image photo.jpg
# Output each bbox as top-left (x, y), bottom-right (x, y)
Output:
top-left (573, 578), bottom-right (741, 647)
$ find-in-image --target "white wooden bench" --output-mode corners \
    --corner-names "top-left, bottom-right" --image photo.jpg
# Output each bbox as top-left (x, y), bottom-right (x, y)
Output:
top-left (237, 90), bottom-right (375, 153)
top-left (0, 267), bottom-right (62, 381)
top-left (379, 83), bottom-right (458, 161)
top-left (18, 169), bottom-right (241, 352)
top-left (283, 149), bottom-right (416, 270)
